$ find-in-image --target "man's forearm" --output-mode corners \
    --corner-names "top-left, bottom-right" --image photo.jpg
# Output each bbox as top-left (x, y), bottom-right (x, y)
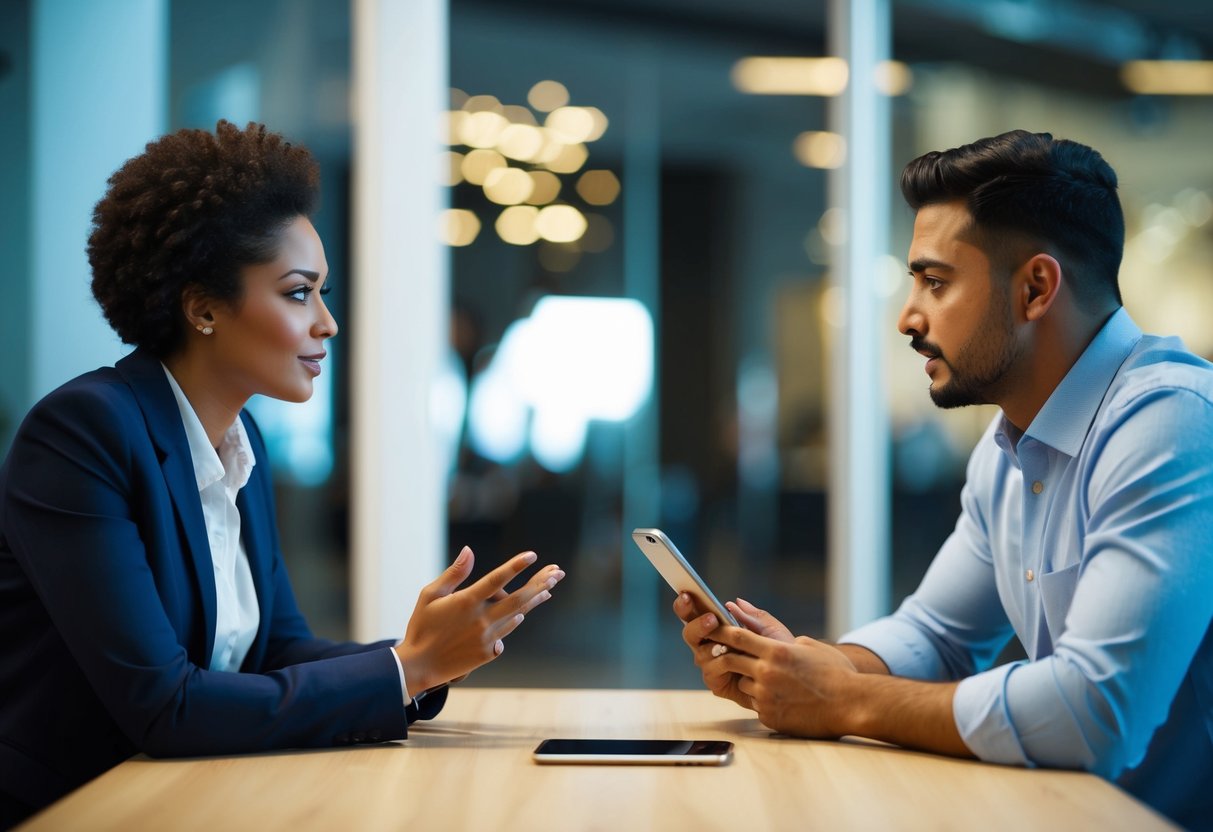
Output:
top-left (834, 643), bottom-right (892, 675)
top-left (840, 673), bottom-right (973, 759)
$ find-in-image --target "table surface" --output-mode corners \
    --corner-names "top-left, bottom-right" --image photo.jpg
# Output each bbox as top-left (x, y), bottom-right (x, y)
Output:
top-left (23, 687), bottom-right (1176, 831)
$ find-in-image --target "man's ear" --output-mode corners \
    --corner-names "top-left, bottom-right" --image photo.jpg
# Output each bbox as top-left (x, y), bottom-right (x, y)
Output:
top-left (1019, 254), bottom-right (1062, 322)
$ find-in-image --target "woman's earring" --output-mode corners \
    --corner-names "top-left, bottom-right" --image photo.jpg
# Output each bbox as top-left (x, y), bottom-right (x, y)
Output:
top-left (196, 324), bottom-right (214, 335)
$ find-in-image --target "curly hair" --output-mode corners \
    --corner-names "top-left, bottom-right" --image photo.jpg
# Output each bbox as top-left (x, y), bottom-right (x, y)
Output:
top-left (900, 129), bottom-right (1124, 307)
top-left (88, 120), bottom-right (320, 357)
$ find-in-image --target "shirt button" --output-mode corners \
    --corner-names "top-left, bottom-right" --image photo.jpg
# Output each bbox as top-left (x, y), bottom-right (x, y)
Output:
top-left (1026, 569), bottom-right (1035, 582)
top-left (1031, 481), bottom-right (1043, 495)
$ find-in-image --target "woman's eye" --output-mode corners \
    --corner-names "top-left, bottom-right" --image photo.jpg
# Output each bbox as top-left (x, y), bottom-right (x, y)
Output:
top-left (285, 286), bottom-right (313, 302)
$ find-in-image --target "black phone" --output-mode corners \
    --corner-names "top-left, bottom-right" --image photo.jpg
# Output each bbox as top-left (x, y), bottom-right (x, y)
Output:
top-left (533, 738), bottom-right (734, 765)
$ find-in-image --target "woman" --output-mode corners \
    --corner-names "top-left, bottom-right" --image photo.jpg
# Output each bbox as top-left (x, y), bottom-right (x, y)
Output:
top-left (0, 121), bottom-right (564, 825)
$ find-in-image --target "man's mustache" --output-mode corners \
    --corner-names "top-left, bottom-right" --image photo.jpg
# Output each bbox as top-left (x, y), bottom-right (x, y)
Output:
top-left (910, 338), bottom-right (942, 360)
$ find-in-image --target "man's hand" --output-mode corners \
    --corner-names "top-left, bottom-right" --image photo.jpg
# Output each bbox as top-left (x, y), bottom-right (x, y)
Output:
top-left (711, 628), bottom-right (860, 738)
top-left (709, 626), bottom-right (972, 757)
top-left (674, 593), bottom-right (795, 711)
top-left (396, 546), bottom-right (564, 697)
top-left (725, 597), bottom-right (796, 642)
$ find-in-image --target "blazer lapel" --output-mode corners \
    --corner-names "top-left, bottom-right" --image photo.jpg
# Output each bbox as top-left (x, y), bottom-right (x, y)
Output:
top-left (115, 349), bottom-right (218, 669)
top-left (235, 415), bottom-right (275, 667)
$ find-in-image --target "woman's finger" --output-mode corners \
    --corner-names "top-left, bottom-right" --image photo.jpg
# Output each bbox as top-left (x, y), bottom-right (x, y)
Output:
top-left (468, 551), bottom-right (539, 600)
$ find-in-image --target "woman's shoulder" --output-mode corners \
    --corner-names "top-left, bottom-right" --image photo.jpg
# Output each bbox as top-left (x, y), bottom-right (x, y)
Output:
top-left (32, 365), bottom-right (141, 423)
top-left (12, 364), bottom-right (154, 464)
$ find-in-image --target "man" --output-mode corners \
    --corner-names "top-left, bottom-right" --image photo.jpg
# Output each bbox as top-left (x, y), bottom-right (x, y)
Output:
top-left (676, 130), bottom-right (1213, 829)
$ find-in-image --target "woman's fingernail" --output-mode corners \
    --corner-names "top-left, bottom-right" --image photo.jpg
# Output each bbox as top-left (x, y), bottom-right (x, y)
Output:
top-left (455, 546), bottom-right (471, 566)
top-left (494, 639), bottom-right (504, 655)
top-left (704, 615), bottom-right (718, 630)
top-left (522, 552), bottom-right (538, 564)
top-left (537, 590), bottom-right (551, 602)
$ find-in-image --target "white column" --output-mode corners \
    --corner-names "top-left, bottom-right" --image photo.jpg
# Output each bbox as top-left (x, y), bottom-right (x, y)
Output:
top-left (826, 0), bottom-right (892, 637)
top-left (31, 0), bottom-right (167, 400)
top-left (350, 0), bottom-right (449, 640)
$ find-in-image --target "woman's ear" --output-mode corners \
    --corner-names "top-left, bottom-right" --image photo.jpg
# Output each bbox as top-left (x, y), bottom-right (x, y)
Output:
top-left (181, 286), bottom-right (217, 335)
top-left (1019, 253), bottom-right (1062, 322)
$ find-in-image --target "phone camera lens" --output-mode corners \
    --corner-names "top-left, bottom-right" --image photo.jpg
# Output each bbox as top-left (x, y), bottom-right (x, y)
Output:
top-left (646, 535), bottom-right (656, 543)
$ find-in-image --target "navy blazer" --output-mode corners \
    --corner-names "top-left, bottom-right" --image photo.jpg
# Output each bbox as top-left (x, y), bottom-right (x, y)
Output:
top-left (0, 349), bottom-right (445, 811)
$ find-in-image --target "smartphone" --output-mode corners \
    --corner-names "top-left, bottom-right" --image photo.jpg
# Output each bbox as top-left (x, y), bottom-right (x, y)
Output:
top-left (533, 738), bottom-right (734, 766)
top-left (631, 528), bottom-right (739, 627)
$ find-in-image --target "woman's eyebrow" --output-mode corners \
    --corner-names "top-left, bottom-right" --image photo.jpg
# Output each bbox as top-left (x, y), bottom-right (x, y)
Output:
top-left (278, 269), bottom-right (321, 281)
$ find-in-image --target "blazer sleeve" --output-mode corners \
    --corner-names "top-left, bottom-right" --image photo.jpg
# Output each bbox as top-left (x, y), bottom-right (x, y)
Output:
top-left (236, 412), bottom-right (395, 672)
top-left (3, 380), bottom-right (413, 757)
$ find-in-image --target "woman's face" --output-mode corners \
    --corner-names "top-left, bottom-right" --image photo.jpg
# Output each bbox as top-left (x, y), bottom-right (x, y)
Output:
top-left (206, 215), bottom-right (337, 403)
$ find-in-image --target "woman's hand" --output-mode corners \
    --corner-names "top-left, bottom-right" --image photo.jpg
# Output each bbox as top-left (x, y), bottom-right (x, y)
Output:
top-left (395, 546), bottom-right (564, 696)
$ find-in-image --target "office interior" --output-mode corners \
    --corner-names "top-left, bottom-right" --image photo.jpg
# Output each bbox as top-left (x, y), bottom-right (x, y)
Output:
top-left (2, 0), bottom-right (1212, 690)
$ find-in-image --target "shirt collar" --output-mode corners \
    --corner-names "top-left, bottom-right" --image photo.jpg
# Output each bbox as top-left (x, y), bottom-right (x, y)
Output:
top-left (161, 365), bottom-right (256, 493)
top-left (995, 306), bottom-right (1142, 461)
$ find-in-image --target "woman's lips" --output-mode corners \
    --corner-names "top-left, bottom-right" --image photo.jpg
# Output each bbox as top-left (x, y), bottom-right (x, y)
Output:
top-left (299, 355), bottom-right (324, 376)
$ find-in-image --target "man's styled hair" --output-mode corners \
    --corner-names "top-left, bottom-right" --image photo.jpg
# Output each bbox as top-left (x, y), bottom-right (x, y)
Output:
top-left (88, 120), bottom-right (320, 357)
top-left (900, 130), bottom-right (1124, 306)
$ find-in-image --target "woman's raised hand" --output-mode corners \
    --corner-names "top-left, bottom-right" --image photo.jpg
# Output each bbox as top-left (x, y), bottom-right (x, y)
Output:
top-left (395, 546), bottom-right (564, 697)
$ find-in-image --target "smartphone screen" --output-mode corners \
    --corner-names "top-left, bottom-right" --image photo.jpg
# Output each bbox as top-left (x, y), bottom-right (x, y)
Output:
top-left (533, 738), bottom-right (734, 765)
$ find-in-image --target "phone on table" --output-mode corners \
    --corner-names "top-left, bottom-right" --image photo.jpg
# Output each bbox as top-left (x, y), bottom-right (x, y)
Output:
top-left (533, 738), bottom-right (734, 766)
top-left (631, 528), bottom-right (739, 627)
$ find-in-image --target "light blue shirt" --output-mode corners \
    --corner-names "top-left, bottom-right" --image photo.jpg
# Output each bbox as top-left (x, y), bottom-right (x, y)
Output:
top-left (842, 308), bottom-right (1213, 828)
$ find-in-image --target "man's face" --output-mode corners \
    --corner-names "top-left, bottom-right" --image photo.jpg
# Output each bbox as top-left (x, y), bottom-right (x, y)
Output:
top-left (899, 201), bottom-right (1020, 410)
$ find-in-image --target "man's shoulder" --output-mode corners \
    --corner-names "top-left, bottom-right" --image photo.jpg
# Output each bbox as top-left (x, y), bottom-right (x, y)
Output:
top-left (1111, 334), bottom-right (1213, 409)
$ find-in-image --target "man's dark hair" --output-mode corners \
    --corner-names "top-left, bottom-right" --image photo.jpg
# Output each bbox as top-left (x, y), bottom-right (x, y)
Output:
top-left (88, 120), bottom-right (320, 357)
top-left (900, 129), bottom-right (1124, 306)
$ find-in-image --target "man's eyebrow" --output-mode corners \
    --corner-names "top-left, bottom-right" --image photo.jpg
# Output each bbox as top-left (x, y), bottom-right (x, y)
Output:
top-left (278, 269), bottom-right (321, 281)
top-left (907, 258), bottom-right (955, 274)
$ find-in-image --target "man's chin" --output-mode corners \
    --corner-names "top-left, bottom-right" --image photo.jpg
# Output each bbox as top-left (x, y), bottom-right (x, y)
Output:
top-left (928, 382), bottom-right (979, 410)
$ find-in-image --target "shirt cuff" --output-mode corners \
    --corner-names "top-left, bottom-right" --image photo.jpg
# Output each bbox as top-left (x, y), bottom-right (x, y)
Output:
top-left (388, 646), bottom-right (413, 707)
top-left (839, 617), bottom-right (949, 681)
top-left (953, 661), bottom-right (1032, 766)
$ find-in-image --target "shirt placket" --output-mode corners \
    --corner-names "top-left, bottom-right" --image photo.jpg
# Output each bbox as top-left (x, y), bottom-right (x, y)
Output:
top-left (1017, 437), bottom-right (1050, 659)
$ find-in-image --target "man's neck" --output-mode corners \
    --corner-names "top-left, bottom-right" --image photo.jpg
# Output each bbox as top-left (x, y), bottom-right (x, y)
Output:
top-left (998, 305), bottom-right (1118, 432)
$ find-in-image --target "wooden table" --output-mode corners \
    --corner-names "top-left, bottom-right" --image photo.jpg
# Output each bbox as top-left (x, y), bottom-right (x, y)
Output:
top-left (22, 688), bottom-right (1175, 831)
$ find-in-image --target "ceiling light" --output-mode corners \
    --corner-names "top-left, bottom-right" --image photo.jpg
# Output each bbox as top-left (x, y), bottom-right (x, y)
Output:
top-left (732, 57), bottom-right (849, 96)
top-left (794, 131), bottom-right (846, 169)
top-left (576, 170), bottom-right (621, 205)
top-left (1122, 60), bottom-right (1213, 95)
top-left (536, 205), bottom-right (588, 243)
top-left (438, 209), bottom-right (480, 247)
top-left (528, 80), bottom-right (570, 112)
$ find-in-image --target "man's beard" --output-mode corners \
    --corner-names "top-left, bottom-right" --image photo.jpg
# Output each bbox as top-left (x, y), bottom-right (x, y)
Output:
top-left (915, 290), bottom-right (1018, 410)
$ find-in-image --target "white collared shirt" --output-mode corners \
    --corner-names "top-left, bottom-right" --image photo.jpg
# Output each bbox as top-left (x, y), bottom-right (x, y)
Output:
top-left (162, 366), bottom-right (261, 673)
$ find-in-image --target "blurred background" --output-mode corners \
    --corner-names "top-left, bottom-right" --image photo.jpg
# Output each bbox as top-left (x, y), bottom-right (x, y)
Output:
top-left (3, 0), bottom-right (1212, 689)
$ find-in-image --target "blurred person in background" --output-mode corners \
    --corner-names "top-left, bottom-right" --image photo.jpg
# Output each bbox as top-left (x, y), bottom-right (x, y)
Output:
top-left (0, 121), bottom-right (565, 827)
top-left (677, 130), bottom-right (1212, 829)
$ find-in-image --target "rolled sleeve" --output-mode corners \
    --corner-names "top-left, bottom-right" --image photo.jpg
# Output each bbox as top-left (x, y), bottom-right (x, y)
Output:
top-left (840, 615), bottom-right (953, 681)
top-left (953, 663), bottom-right (1031, 766)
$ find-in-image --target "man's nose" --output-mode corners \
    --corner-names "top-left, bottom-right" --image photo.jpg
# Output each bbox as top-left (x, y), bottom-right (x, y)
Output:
top-left (897, 294), bottom-right (923, 337)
